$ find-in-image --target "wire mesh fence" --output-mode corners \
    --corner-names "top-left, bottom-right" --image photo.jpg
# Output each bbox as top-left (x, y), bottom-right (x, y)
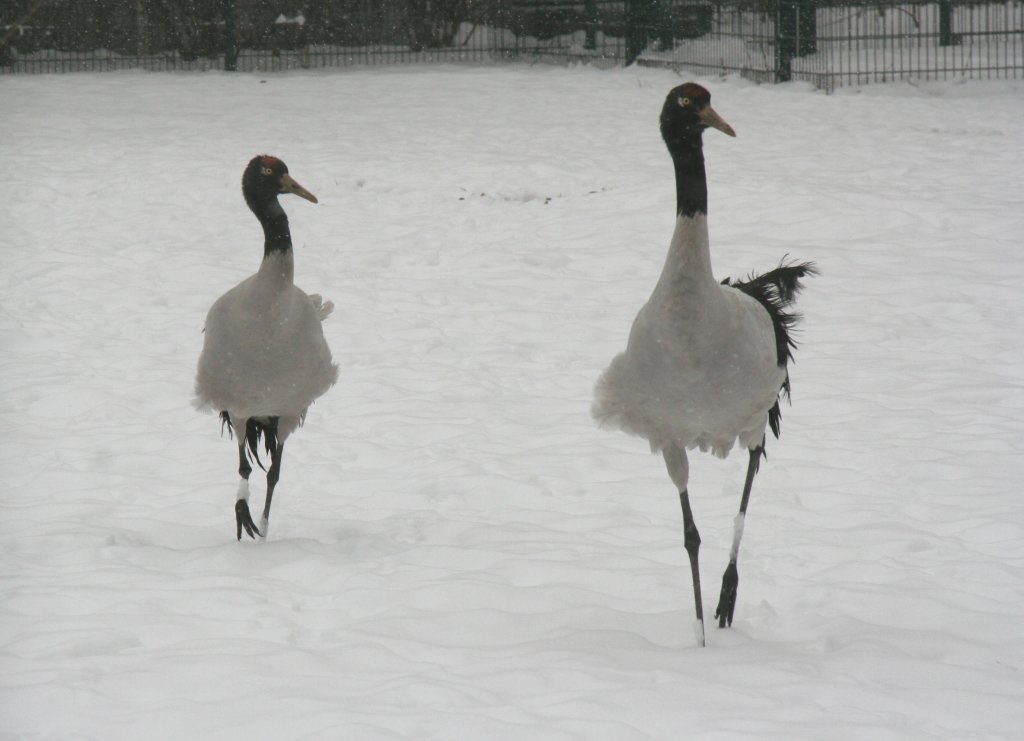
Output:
top-left (636, 0), bottom-right (1023, 90)
top-left (0, 0), bottom-right (509, 73)
top-left (1, 0), bottom-right (1021, 90)
top-left (797, 1), bottom-right (1024, 88)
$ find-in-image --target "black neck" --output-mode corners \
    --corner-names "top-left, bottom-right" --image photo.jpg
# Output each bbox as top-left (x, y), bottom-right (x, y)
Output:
top-left (250, 196), bottom-right (292, 256)
top-left (670, 139), bottom-right (708, 219)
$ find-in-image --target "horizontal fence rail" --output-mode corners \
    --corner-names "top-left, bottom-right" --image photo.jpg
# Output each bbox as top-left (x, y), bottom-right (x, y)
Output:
top-left (635, 0), bottom-right (1023, 90)
top-left (1, 0), bottom-right (1021, 90)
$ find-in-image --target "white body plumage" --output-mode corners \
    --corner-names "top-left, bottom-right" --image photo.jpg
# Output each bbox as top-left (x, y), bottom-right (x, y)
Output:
top-left (593, 215), bottom-right (784, 458)
top-left (194, 250), bottom-right (338, 441)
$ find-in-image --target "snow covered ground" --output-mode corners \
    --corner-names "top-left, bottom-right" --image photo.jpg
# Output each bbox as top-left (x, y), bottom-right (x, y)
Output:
top-left (1, 65), bottom-right (1023, 740)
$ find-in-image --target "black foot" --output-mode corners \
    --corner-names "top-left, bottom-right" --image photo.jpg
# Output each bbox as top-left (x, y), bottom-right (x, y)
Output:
top-left (235, 499), bottom-right (261, 541)
top-left (715, 562), bottom-right (739, 628)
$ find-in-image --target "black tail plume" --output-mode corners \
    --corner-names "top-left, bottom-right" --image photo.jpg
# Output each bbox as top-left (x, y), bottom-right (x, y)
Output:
top-left (723, 259), bottom-right (817, 441)
top-left (244, 417), bottom-right (279, 473)
top-left (219, 412), bottom-right (279, 472)
top-left (722, 259), bottom-right (818, 368)
top-left (768, 399), bottom-right (783, 440)
top-left (220, 411), bottom-right (234, 439)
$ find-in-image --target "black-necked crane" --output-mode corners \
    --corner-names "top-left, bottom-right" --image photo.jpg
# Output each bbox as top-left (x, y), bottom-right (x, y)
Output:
top-left (592, 84), bottom-right (816, 646)
top-left (195, 155), bottom-right (338, 541)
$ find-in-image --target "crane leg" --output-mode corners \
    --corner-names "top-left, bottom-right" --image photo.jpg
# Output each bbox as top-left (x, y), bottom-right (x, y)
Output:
top-left (715, 443), bottom-right (763, 627)
top-left (235, 437), bottom-right (261, 541)
top-left (679, 489), bottom-right (705, 647)
top-left (664, 445), bottom-right (705, 646)
top-left (258, 440), bottom-right (284, 539)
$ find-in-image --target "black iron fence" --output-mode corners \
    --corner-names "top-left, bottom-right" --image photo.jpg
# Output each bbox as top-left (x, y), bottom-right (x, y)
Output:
top-left (0, 0), bottom-right (508, 72)
top-left (2, 0), bottom-right (1021, 90)
top-left (637, 0), bottom-right (1024, 90)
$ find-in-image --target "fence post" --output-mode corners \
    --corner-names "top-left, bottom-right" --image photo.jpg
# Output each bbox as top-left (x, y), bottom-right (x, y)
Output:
top-left (776, 0), bottom-right (795, 81)
top-left (798, 0), bottom-right (817, 56)
top-left (625, 0), bottom-right (641, 64)
top-left (223, 0), bottom-right (237, 71)
top-left (938, 0), bottom-right (953, 45)
top-left (657, 0), bottom-right (674, 52)
top-left (135, 0), bottom-right (147, 57)
top-left (776, 0), bottom-right (816, 82)
top-left (584, 0), bottom-right (598, 50)
top-left (625, 0), bottom-right (655, 65)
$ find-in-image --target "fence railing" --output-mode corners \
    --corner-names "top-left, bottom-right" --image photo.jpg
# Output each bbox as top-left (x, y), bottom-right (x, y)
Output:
top-left (2, 1), bottom-right (1021, 90)
top-left (637, 0), bottom-right (1023, 90)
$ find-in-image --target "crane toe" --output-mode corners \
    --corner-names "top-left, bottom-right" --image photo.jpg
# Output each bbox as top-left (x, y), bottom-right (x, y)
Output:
top-left (715, 562), bottom-right (739, 627)
top-left (235, 499), bottom-right (261, 541)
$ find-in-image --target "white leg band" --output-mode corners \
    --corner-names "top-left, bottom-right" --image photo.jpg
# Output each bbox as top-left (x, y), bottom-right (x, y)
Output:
top-left (729, 513), bottom-right (746, 561)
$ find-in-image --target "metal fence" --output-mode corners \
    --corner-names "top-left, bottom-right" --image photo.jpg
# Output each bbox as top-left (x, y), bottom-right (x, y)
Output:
top-left (0, 0), bottom-right (509, 72)
top-left (2, 1), bottom-right (1021, 90)
top-left (637, 0), bottom-right (1024, 90)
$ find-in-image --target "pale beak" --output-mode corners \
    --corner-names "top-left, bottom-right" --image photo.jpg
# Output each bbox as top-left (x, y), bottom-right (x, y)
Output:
top-left (280, 173), bottom-right (319, 203)
top-left (699, 105), bottom-right (737, 137)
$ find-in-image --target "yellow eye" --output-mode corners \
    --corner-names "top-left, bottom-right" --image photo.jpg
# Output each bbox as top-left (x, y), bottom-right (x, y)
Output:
top-left (261, 167), bottom-right (273, 176)
top-left (680, 97), bottom-right (691, 107)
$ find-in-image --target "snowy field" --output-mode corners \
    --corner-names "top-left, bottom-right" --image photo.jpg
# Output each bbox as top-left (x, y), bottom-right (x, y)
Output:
top-left (2, 65), bottom-right (1023, 739)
